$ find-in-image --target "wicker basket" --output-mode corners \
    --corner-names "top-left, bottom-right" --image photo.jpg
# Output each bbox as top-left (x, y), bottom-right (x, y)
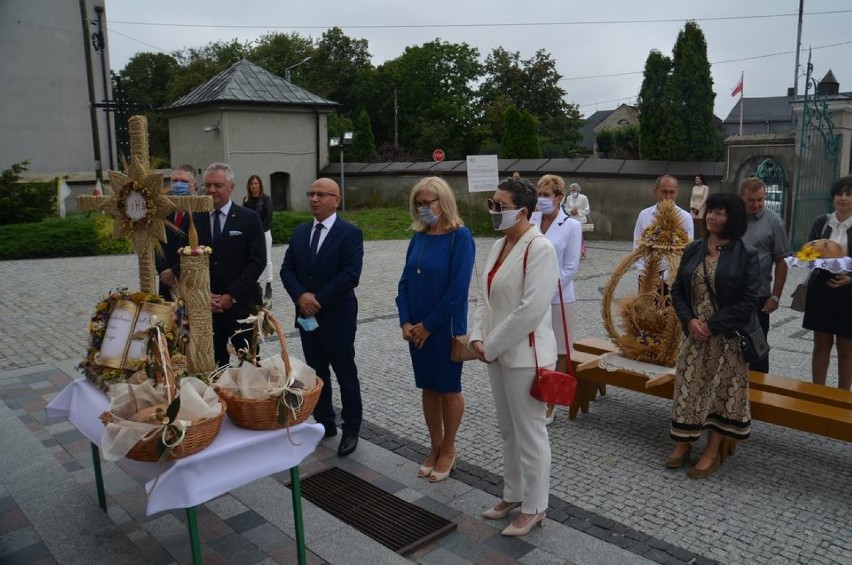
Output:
top-left (100, 330), bottom-right (227, 462)
top-left (216, 313), bottom-right (323, 430)
top-left (100, 400), bottom-right (226, 462)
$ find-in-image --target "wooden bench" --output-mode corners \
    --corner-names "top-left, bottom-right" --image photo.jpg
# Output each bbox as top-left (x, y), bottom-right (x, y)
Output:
top-left (568, 338), bottom-right (852, 445)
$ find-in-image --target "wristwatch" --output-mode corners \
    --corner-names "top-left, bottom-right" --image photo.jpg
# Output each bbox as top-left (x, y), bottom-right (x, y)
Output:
top-left (769, 295), bottom-right (780, 303)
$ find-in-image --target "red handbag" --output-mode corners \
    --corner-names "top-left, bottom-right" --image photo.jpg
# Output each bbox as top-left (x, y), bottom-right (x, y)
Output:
top-left (529, 280), bottom-right (577, 406)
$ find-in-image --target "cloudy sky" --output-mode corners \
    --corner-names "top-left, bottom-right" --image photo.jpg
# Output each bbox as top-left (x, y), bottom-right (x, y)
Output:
top-left (105, 0), bottom-right (852, 121)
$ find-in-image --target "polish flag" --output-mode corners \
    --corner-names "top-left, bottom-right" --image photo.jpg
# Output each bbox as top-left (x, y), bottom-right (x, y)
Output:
top-left (731, 75), bottom-right (744, 97)
top-left (92, 179), bottom-right (103, 196)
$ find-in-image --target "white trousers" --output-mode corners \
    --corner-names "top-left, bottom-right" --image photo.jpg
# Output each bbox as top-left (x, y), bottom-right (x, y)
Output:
top-left (488, 363), bottom-right (552, 514)
top-left (258, 230), bottom-right (273, 284)
top-left (551, 301), bottom-right (576, 355)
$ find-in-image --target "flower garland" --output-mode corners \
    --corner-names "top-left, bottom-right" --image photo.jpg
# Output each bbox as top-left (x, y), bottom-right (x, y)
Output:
top-left (79, 289), bottom-right (179, 392)
top-left (178, 245), bottom-right (213, 256)
top-left (641, 224), bottom-right (689, 248)
top-left (116, 180), bottom-right (155, 230)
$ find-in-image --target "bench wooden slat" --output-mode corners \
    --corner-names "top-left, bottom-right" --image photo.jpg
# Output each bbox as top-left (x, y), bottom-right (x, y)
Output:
top-left (748, 373), bottom-right (852, 410)
top-left (574, 338), bottom-right (852, 410)
top-left (749, 389), bottom-right (852, 443)
top-left (569, 348), bottom-right (852, 442)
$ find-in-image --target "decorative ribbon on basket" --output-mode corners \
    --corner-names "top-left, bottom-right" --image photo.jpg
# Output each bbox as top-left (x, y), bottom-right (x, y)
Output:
top-left (100, 325), bottom-right (225, 463)
top-left (214, 309), bottom-right (323, 438)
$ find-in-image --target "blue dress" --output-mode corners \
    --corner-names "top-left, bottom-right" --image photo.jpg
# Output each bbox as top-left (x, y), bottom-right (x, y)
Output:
top-left (396, 227), bottom-right (476, 393)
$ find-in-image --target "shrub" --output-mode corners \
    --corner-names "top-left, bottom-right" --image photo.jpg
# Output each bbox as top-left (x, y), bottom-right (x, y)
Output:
top-left (91, 214), bottom-right (132, 254)
top-left (0, 162), bottom-right (57, 225)
top-left (0, 216), bottom-right (98, 259)
top-left (271, 211), bottom-right (314, 244)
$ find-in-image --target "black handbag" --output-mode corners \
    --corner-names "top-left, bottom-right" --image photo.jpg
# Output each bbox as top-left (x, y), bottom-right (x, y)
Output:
top-left (733, 317), bottom-right (770, 364)
top-left (702, 256), bottom-right (770, 363)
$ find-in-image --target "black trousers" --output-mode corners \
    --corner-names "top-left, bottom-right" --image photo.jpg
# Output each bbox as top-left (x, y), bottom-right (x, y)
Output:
top-left (750, 296), bottom-right (771, 374)
top-left (300, 322), bottom-right (362, 435)
top-left (212, 303), bottom-right (254, 367)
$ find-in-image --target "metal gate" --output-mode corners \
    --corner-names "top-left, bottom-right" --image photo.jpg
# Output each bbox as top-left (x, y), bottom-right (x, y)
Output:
top-left (791, 53), bottom-right (840, 247)
top-left (755, 158), bottom-right (788, 219)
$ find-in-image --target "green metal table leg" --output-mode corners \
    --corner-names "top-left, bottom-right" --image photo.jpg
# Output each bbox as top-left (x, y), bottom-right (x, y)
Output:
top-left (186, 507), bottom-right (203, 565)
top-left (290, 466), bottom-right (307, 565)
top-left (90, 443), bottom-right (107, 512)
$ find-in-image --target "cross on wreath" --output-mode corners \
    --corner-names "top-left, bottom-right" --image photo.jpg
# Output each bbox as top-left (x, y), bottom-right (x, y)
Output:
top-left (78, 116), bottom-right (213, 295)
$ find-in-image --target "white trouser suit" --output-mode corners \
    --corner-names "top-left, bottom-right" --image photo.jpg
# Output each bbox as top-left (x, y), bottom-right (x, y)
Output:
top-left (471, 226), bottom-right (559, 514)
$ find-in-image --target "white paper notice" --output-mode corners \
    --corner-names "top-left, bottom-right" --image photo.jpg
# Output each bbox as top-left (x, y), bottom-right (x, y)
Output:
top-left (466, 155), bottom-right (499, 193)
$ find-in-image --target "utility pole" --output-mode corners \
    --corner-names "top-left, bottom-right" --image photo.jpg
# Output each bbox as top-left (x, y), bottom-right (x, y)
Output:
top-left (94, 5), bottom-right (114, 170)
top-left (79, 0), bottom-right (103, 183)
top-left (793, 0), bottom-right (804, 99)
top-left (393, 87), bottom-right (399, 148)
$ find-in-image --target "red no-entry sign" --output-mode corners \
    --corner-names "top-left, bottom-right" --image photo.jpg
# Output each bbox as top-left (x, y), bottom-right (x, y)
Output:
top-left (432, 148), bottom-right (445, 162)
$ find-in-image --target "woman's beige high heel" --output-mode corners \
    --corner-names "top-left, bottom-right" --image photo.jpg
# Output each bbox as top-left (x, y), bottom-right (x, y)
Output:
top-left (418, 450), bottom-right (440, 478)
top-left (501, 512), bottom-right (546, 536)
top-left (428, 452), bottom-right (457, 483)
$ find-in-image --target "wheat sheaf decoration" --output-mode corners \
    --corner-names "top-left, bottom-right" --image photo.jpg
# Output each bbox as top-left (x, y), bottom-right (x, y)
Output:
top-left (601, 199), bottom-right (689, 367)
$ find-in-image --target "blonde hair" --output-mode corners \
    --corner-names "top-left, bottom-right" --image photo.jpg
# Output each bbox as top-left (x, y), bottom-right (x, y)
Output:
top-left (537, 174), bottom-right (566, 197)
top-left (408, 176), bottom-right (464, 232)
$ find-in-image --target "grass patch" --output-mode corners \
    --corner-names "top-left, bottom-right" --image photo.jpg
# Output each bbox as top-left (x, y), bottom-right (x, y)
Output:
top-left (0, 205), bottom-right (497, 260)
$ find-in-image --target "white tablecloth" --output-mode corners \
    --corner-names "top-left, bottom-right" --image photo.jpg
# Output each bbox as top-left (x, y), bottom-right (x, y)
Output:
top-left (46, 378), bottom-right (324, 515)
top-left (598, 352), bottom-right (675, 378)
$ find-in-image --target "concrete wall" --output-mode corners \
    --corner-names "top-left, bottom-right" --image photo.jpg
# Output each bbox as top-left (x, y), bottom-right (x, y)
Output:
top-left (327, 167), bottom-right (720, 241)
top-left (169, 106), bottom-right (329, 208)
top-left (0, 0), bottom-right (113, 176)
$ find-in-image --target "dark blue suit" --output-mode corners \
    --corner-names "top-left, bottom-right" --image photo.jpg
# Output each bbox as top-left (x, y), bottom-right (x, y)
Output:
top-left (183, 202), bottom-right (266, 366)
top-left (281, 215), bottom-right (364, 434)
top-left (155, 211), bottom-right (190, 299)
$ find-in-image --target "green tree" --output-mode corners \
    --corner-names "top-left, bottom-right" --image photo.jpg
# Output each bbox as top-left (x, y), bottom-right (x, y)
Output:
top-left (302, 28), bottom-right (373, 114)
top-left (595, 125), bottom-right (639, 159)
top-left (663, 21), bottom-right (717, 161)
top-left (637, 50), bottom-right (672, 160)
top-left (249, 32), bottom-right (313, 79)
top-left (166, 39), bottom-right (250, 101)
top-left (360, 40), bottom-right (483, 158)
top-left (501, 105), bottom-right (541, 158)
top-left (479, 47), bottom-right (582, 156)
top-left (351, 109), bottom-right (376, 161)
top-left (116, 52), bottom-right (180, 163)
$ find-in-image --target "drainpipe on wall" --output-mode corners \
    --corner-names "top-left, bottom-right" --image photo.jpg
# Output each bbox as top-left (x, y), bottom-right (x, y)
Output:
top-left (314, 106), bottom-right (321, 179)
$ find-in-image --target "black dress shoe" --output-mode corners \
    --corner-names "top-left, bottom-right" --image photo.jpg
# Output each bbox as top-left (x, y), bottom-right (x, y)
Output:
top-left (322, 424), bottom-right (337, 438)
top-left (338, 433), bottom-right (358, 457)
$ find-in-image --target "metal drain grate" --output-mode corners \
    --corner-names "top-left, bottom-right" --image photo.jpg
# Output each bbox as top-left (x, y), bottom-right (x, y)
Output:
top-left (292, 467), bottom-right (456, 554)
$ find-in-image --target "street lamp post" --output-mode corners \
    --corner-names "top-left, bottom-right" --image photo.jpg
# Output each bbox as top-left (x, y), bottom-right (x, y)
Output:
top-left (284, 56), bottom-right (311, 82)
top-left (330, 132), bottom-right (354, 212)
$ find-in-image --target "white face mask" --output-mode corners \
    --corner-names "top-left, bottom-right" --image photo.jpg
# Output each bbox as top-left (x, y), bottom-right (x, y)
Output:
top-left (536, 196), bottom-right (555, 215)
top-left (490, 208), bottom-right (524, 231)
top-left (417, 205), bottom-right (439, 226)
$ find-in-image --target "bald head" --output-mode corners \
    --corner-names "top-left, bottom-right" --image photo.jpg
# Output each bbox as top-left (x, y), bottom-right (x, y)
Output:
top-left (312, 177), bottom-right (340, 196)
top-left (308, 177), bottom-right (341, 221)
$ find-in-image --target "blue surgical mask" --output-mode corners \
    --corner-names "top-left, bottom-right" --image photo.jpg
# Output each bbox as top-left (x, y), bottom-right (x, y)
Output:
top-left (171, 181), bottom-right (190, 196)
top-left (537, 197), bottom-right (554, 215)
top-left (417, 205), bottom-right (439, 226)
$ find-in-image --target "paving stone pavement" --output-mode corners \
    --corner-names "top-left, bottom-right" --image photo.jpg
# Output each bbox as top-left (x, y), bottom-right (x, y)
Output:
top-left (0, 240), bottom-right (850, 564)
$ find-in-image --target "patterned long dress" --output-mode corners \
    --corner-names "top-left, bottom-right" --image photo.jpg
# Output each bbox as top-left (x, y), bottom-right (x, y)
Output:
top-left (670, 260), bottom-right (751, 442)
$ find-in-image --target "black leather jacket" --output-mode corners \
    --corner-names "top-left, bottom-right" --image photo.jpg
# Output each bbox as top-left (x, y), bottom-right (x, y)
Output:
top-left (671, 239), bottom-right (760, 336)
